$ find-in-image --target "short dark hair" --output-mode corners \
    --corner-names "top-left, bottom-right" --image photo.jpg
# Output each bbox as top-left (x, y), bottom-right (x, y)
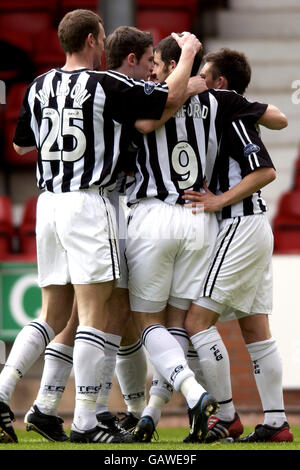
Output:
top-left (105, 26), bottom-right (153, 69)
top-left (154, 35), bottom-right (203, 77)
top-left (58, 9), bottom-right (103, 54)
top-left (203, 48), bottom-right (251, 95)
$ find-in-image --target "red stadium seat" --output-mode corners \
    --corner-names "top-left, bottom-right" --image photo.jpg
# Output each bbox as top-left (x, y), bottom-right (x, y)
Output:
top-left (137, 0), bottom-right (198, 13)
top-left (0, 1), bottom-right (58, 11)
top-left (18, 196), bottom-right (37, 256)
top-left (273, 190), bottom-right (300, 253)
top-left (5, 82), bottom-right (29, 120)
top-left (33, 28), bottom-right (65, 74)
top-left (137, 9), bottom-right (194, 44)
top-left (273, 190), bottom-right (300, 224)
top-left (4, 82), bottom-right (37, 166)
top-left (60, 0), bottom-right (98, 6)
top-left (60, 0), bottom-right (98, 14)
top-left (293, 157), bottom-right (300, 189)
top-left (0, 103), bottom-right (4, 130)
top-left (0, 32), bottom-right (36, 91)
top-left (293, 171), bottom-right (300, 190)
top-left (0, 195), bottom-right (14, 258)
top-left (274, 229), bottom-right (300, 254)
top-left (0, 30), bottom-right (33, 57)
top-left (4, 120), bottom-right (37, 166)
top-left (0, 12), bottom-right (53, 37)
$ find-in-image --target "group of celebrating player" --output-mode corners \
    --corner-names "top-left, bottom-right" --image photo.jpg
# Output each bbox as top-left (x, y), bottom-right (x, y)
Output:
top-left (0, 8), bottom-right (294, 445)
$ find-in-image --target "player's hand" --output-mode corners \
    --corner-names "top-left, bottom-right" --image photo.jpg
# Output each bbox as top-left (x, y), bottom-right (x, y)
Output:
top-left (171, 31), bottom-right (191, 47)
top-left (183, 181), bottom-right (225, 213)
top-left (171, 32), bottom-right (202, 55)
top-left (187, 76), bottom-right (208, 97)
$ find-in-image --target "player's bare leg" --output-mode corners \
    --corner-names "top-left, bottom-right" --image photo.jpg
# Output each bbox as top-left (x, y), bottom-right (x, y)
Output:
top-left (52, 301), bottom-right (79, 346)
top-left (120, 312), bottom-right (141, 346)
top-left (185, 304), bottom-right (219, 333)
top-left (104, 287), bottom-right (132, 336)
top-left (74, 282), bottom-right (113, 330)
top-left (37, 284), bottom-right (75, 334)
top-left (238, 313), bottom-right (271, 343)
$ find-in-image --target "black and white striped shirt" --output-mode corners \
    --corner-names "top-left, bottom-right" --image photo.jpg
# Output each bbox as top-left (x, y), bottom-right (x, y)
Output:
top-left (210, 118), bottom-right (275, 220)
top-left (13, 69), bottom-right (168, 193)
top-left (126, 89), bottom-right (267, 206)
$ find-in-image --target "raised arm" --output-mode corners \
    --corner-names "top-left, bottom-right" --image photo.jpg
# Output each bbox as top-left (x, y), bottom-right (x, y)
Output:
top-left (163, 32), bottom-right (202, 108)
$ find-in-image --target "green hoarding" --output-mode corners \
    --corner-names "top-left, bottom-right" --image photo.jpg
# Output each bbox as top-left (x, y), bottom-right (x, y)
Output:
top-left (0, 262), bottom-right (41, 341)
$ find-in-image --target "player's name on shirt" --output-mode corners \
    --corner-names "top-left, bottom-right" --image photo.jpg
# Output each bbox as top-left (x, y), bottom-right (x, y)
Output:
top-left (35, 78), bottom-right (91, 106)
top-left (175, 102), bottom-right (209, 119)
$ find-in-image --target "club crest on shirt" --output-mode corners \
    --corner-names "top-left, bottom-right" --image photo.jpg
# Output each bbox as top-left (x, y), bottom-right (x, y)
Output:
top-left (243, 143), bottom-right (260, 156)
top-left (144, 81), bottom-right (156, 95)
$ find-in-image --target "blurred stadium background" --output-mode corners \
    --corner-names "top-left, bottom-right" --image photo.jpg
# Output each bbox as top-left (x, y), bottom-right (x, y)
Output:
top-left (0, 0), bottom-right (299, 423)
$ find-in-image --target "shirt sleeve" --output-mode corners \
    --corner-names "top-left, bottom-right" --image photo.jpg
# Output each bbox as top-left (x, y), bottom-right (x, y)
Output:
top-left (211, 89), bottom-right (268, 124)
top-left (226, 119), bottom-right (275, 173)
top-left (13, 86), bottom-right (37, 148)
top-left (102, 73), bottom-right (168, 123)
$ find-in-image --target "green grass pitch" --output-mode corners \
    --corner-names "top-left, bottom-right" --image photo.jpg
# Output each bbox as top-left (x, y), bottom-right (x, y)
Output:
top-left (1, 425), bottom-right (300, 452)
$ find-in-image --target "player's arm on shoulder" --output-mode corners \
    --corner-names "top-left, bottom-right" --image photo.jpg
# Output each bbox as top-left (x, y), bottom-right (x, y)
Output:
top-left (257, 104), bottom-right (288, 130)
top-left (184, 168), bottom-right (276, 213)
top-left (135, 76), bottom-right (207, 134)
top-left (13, 143), bottom-right (36, 155)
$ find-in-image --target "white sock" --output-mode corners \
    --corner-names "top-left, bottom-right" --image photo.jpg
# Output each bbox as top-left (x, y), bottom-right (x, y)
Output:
top-left (73, 326), bottom-right (106, 430)
top-left (247, 338), bottom-right (286, 427)
top-left (142, 324), bottom-right (194, 392)
top-left (96, 332), bottom-right (121, 415)
top-left (142, 396), bottom-right (166, 426)
top-left (116, 339), bottom-right (147, 418)
top-left (0, 320), bottom-right (55, 404)
top-left (34, 343), bottom-right (73, 416)
top-left (149, 327), bottom-right (190, 405)
top-left (187, 347), bottom-right (207, 388)
top-left (168, 327), bottom-right (190, 354)
top-left (191, 326), bottom-right (235, 421)
top-left (148, 328), bottom-right (190, 422)
top-left (180, 375), bottom-right (207, 409)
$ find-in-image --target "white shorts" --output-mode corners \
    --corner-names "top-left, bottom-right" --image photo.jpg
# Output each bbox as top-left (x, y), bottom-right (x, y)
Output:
top-left (126, 198), bottom-right (218, 311)
top-left (36, 189), bottom-right (120, 287)
top-left (107, 189), bottom-right (129, 289)
top-left (194, 213), bottom-right (273, 320)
